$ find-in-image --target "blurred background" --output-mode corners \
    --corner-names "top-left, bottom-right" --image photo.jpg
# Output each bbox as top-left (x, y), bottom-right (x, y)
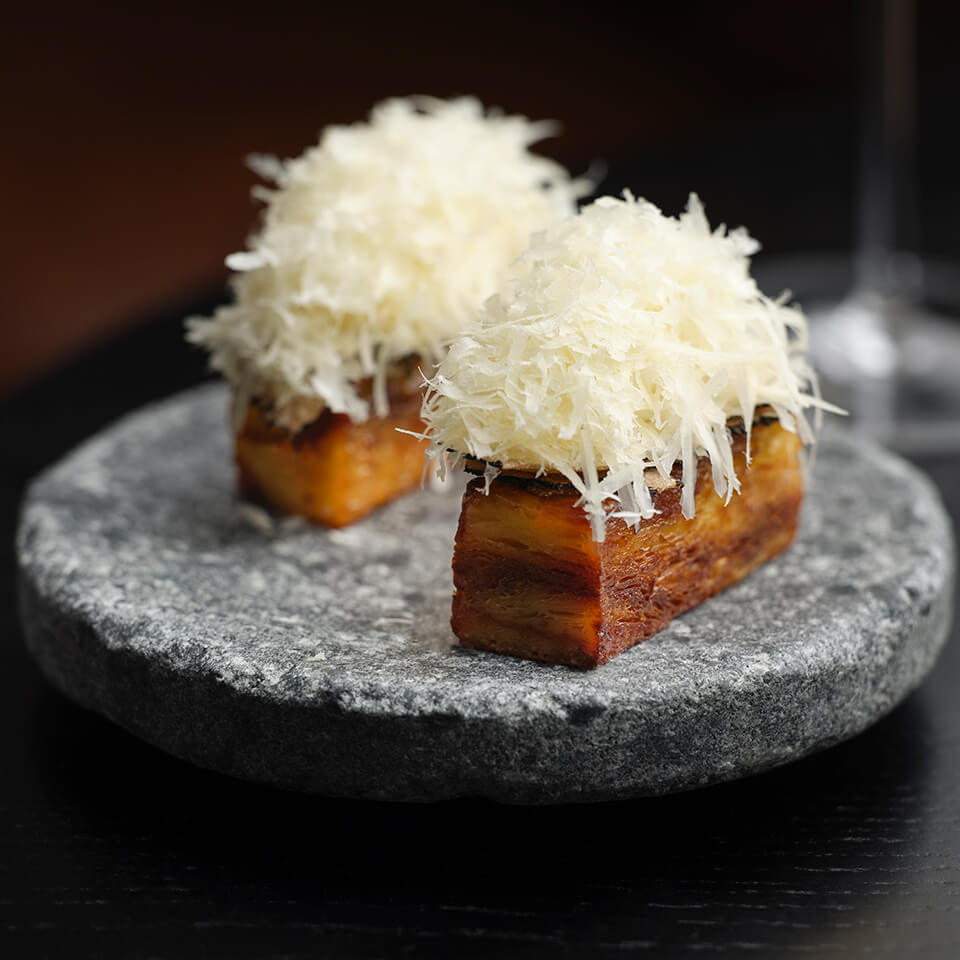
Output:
top-left (2, 0), bottom-right (958, 395)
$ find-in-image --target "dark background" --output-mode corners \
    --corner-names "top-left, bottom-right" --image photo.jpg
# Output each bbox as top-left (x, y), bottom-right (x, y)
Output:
top-left (3, 0), bottom-right (958, 394)
top-left (3, 2), bottom-right (960, 957)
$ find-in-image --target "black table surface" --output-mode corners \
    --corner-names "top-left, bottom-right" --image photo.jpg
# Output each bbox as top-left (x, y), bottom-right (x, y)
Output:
top-left (3, 303), bottom-right (959, 959)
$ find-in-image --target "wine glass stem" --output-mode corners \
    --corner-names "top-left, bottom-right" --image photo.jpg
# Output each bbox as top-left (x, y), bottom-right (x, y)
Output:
top-left (856, 0), bottom-right (918, 305)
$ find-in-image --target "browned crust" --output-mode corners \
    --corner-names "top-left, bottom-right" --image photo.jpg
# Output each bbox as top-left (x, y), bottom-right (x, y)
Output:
top-left (460, 406), bottom-right (779, 488)
top-left (451, 420), bottom-right (804, 668)
top-left (452, 476), bottom-right (603, 667)
top-left (235, 377), bottom-right (427, 528)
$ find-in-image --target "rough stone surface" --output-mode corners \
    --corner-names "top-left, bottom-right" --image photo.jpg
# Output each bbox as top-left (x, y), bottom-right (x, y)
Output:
top-left (16, 384), bottom-right (956, 802)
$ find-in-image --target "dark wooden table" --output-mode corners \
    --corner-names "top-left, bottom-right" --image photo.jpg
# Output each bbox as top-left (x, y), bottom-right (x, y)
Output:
top-left (3, 304), bottom-right (959, 959)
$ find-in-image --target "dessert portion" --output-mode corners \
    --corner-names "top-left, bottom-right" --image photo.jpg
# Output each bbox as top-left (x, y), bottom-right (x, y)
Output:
top-left (187, 96), bottom-right (587, 526)
top-left (421, 193), bottom-right (829, 667)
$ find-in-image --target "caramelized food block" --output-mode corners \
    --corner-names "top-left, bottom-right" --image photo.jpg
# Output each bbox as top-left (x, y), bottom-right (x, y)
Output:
top-left (236, 382), bottom-right (426, 528)
top-left (451, 420), bottom-right (804, 668)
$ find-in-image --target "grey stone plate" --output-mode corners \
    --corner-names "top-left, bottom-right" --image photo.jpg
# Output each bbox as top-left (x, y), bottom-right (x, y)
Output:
top-left (17, 385), bottom-right (955, 803)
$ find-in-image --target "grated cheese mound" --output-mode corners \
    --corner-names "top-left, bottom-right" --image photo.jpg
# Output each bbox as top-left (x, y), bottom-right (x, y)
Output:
top-left (186, 96), bottom-right (588, 426)
top-left (421, 192), bottom-right (825, 541)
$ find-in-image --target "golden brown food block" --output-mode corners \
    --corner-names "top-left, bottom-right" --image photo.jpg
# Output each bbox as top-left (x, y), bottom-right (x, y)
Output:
top-left (235, 388), bottom-right (427, 528)
top-left (451, 421), bottom-right (804, 668)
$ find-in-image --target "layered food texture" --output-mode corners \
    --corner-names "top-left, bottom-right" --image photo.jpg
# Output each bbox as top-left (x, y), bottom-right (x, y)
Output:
top-left (453, 416), bottom-right (803, 667)
top-left (187, 96), bottom-right (587, 524)
top-left (236, 358), bottom-right (425, 527)
top-left (422, 193), bottom-right (830, 667)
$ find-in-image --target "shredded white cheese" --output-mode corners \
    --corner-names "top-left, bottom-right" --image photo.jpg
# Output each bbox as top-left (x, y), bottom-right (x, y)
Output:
top-left (421, 193), bottom-right (827, 541)
top-left (186, 96), bottom-right (588, 425)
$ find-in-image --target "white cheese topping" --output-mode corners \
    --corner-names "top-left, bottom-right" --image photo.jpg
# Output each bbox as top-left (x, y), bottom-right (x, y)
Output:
top-left (421, 193), bottom-right (827, 541)
top-left (186, 96), bottom-right (587, 425)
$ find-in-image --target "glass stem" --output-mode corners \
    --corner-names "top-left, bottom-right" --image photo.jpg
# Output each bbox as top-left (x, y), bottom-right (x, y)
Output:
top-left (855, 0), bottom-right (920, 305)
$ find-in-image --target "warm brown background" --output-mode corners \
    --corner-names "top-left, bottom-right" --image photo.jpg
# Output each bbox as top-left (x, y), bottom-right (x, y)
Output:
top-left (2, 1), bottom-right (957, 394)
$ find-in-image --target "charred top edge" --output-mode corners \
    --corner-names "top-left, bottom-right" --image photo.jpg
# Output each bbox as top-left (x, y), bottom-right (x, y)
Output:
top-left (461, 406), bottom-right (781, 490)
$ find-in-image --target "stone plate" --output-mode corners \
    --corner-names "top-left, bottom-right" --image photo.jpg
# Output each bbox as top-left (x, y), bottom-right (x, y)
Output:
top-left (17, 385), bottom-right (955, 802)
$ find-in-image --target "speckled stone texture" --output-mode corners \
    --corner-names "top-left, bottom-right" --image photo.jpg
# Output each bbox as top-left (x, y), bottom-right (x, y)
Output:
top-left (17, 385), bottom-right (955, 802)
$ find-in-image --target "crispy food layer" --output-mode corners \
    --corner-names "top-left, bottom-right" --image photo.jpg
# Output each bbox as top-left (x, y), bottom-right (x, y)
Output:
top-left (236, 380), bottom-right (426, 528)
top-left (451, 420), bottom-right (804, 668)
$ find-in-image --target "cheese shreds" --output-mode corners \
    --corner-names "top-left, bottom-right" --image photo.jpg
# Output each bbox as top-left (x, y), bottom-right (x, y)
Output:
top-left (420, 192), bottom-right (828, 541)
top-left (186, 96), bottom-right (588, 427)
